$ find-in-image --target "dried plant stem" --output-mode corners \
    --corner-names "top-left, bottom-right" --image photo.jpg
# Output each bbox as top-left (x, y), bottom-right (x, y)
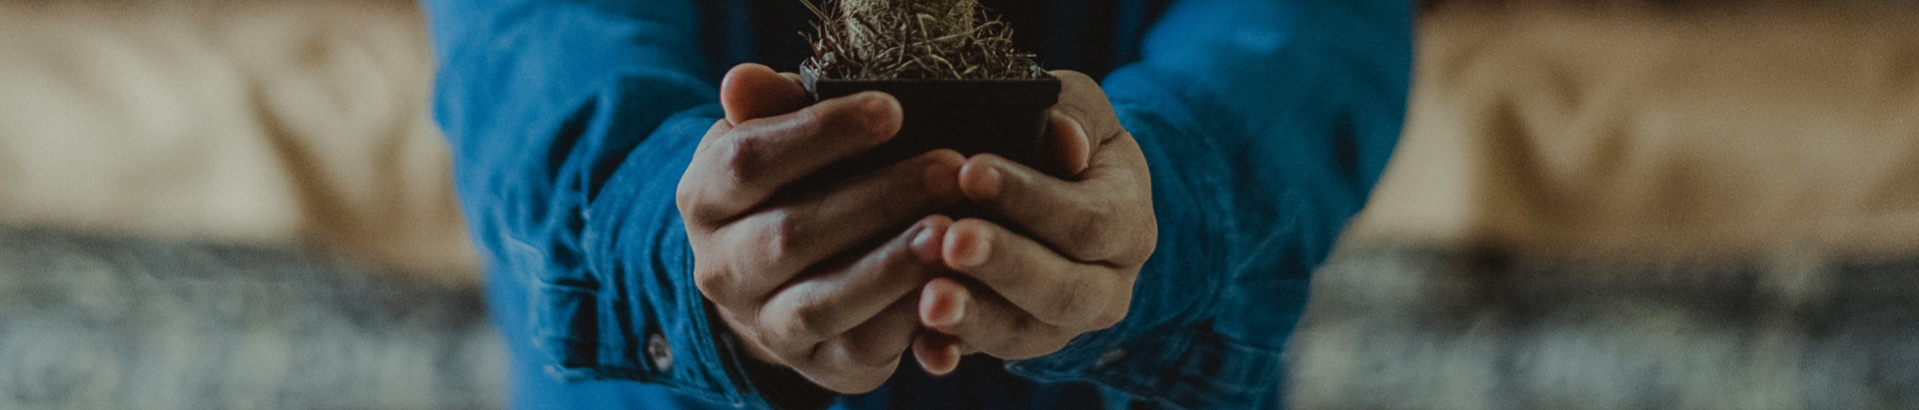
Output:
top-left (802, 0), bottom-right (1041, 81)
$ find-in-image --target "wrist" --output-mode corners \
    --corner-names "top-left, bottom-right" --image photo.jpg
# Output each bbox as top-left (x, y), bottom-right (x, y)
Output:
top-left (707, 301), bottom-right (837, 409)
top-left (711, 304), bottom-right (781, 365)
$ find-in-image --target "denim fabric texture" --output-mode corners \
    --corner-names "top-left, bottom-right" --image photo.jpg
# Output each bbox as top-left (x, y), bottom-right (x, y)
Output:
top-left (421, 0), bottom-right (1412, 409)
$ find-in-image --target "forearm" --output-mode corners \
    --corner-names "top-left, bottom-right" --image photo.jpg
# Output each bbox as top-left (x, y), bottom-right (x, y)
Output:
top-left (1005, 0), bottom-right (1414, 408)
top-left (1111, 0), bottom-right (1414, 330)
top-left (424, 0), bottom-right (797, 407)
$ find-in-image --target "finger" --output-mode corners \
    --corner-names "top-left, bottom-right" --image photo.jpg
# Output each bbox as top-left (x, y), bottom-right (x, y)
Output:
top-left (680, 91), bottom-right (904, 224)
top-left (1048, 70), bottom-right (1126, 146)
top-left (803, 296), bottom-right (919, 393)
top-left (1046, 110), bottom-right (1093, 176)
top-left (912, 279), bottom-right (971, 375)
top-left (721, 64), bottom-right (810, 125)
top-left (919, 277), bottom-right (1078, 360)
top-left (706, 151), bottom-right (962, 299)
top-left (911, 330), bottom-right (964, 376)
top-left (957, 143), bottom-right (1156, 264)
top-left (942, 219), bottom-right (1132, 329)
top-left (758, 215), bottom-right (953, 347)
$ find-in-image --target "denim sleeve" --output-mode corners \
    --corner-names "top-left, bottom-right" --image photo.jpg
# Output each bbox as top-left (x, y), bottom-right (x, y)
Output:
top-left (1001, 0), bottom-right (1413, 409)
top-left (422, 0), bottom-right (785, 408)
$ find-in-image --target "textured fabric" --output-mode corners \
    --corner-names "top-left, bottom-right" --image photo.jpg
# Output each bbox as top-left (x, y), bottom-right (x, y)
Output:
top-left (1293, 2), bottom-right (1919, 409)
top-left (0, 227), bottom-right (505, 410)
top-left (422, 0), bottom-right (1411, 409)
top-left (1293, 244), bottom-right (1919, 410)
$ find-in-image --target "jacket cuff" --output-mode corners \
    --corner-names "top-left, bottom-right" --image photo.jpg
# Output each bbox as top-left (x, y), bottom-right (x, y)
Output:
top-left (543, 99), bottom-right (784, 409)
top-left (1011, 329), bottom-right (1285, 410)
top-left (1007, 72), bottom-right (1288, 409)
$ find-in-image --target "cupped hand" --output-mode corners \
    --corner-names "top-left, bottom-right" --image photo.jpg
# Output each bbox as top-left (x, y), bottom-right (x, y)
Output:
top-left (910, 70), bottom-right (1158, 375)
top-left (678, 63), bottom-right (960, 393)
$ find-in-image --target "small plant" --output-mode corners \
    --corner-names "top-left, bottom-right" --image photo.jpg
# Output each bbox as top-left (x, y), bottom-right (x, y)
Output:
top-left (801, 0), bottom-right (1044, 81)
top-left (793, 0), bottom-right (1058, 185)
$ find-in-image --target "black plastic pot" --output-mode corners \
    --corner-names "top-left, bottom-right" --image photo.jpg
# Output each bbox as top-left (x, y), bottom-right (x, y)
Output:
top-left (800, 72), bottom-right (1061, 186)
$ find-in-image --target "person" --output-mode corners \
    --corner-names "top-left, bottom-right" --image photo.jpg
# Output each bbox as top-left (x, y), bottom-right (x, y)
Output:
top-left (422, 0), bottom-right (1411, 409)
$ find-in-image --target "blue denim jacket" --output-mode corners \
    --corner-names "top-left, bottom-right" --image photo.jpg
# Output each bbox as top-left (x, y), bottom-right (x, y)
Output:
top-left (422, 0), bottom-right (1411, 409)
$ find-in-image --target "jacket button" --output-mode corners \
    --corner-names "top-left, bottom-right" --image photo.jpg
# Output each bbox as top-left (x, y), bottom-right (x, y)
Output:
top-left (1096, 349), bottom-right (1126, 367)
top-left (646, 334), bottom-right (674, 372)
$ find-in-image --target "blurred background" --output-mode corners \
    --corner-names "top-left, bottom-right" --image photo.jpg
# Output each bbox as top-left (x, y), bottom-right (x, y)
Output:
top-left (2, 0), bottom-right (1916, 409)
top-left (0, 0), bottom-right (501, 409)
top-left (1296, 2), bottom-right (1919, 409)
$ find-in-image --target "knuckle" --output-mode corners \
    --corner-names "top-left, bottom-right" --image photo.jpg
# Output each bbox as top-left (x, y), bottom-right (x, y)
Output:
top-left (1047, 289), bottom-right (1096, 327)
top-left (675, 174), bottom-right (726, 225)
top-left (782, 297), bottom-right (835, 342)
top-left (1128, 222), bottom-right (1160, 266)
top-left (1091, 300), bottom-right (1128, 330)
top-left (1063, 210), bottom-right (1117, 259)
top-left (1048, 282), bottom-right (1120, 329)
top-left (693, 266), bottom-right (731, 300)
top-left (1137, 216), bottom-right (1159, 251)
top-left (718, 136), bottom-right (764, 184)
top-left (755, 324), bottom-right (813, 366)
top-left (759, 208), bottom-right (804, 265)
top-left (673, 179), bottom-right (700, 216)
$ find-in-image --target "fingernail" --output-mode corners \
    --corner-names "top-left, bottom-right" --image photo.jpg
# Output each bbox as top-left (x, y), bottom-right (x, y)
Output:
top-left (1064, 117), bottom-right (1092, 173)
top-left (915, 334), bottom-right (961, 376)
top-left (950, 227), bottom-right (991, 269)
top-left (931, 291), bottom-right (965, 327)
top-left (924, 154), bottom-right (963, 200)
top-left (938, 343), bottom-right (961, 374)
top-left (980, 167), bottom-right (1003, 198)
top-left (964, 164), bottom-right (1003, 200)
top-left (911, 225), bottom-right (938, 261)
top-left (865, 93), bottom-right (894, 114)
top-left (865, 93), bottom-right (902, 128)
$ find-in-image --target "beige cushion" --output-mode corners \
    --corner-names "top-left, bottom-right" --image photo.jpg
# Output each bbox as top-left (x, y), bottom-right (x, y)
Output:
top-left (1351, 1), bottom-right (1919, 262)
top-left (0, 0), bottom-right (475, 283)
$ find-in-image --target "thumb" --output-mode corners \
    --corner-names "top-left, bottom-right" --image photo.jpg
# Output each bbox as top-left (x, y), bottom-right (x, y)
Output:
top-left (721, 63), bottom-right (810, 125)
top-left (1046, 70), bottom-right (1123, 177)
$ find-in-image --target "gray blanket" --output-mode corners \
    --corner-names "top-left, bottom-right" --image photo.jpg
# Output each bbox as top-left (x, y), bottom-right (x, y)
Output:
top-left (0, 228), bottom-right (505, 410)
top-left (1290, 244), bottom-right (1919, 410)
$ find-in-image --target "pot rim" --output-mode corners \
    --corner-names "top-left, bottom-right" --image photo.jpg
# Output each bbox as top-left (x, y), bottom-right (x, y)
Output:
top-left (804, 70), bottom-right (1061, 106)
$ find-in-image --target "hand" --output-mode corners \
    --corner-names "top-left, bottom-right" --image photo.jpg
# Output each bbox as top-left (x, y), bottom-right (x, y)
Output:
top-left (678, 64), bottom-right (961, 393)
top-left (909, 71), bottom-right (1158, 374)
